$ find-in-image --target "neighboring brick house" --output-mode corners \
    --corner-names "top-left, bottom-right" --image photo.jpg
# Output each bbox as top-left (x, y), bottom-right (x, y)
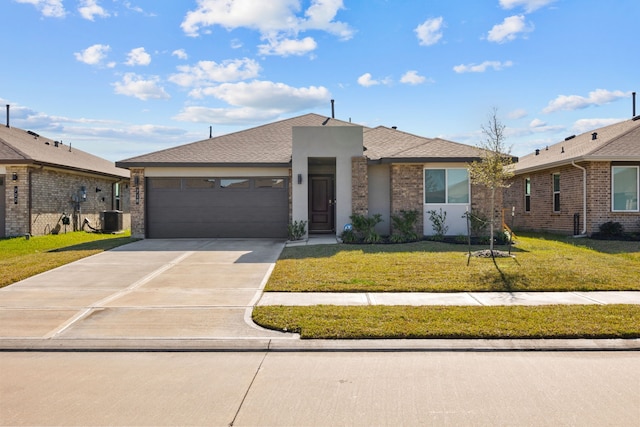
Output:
top-left (503, 117), bottom-right (640, 235)
top-left (117, 113), bottom-right (490, 239)
top-left (0, 123), bottom-right (131, 238)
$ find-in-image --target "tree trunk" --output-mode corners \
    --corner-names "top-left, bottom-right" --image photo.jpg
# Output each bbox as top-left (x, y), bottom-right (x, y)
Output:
top-left (490, 187), bottom-right (495, 253)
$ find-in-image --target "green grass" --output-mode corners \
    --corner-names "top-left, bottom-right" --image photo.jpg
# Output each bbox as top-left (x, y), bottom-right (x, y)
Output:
top-left (0, 231), bottom-right (137, 288)
top-left (253, 305), bottom-right (640, 339)
top-left (266, 235), bottom-right (640, 292)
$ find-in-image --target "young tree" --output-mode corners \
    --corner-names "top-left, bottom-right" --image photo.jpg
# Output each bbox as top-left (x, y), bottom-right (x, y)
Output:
top-left (467, 108), bottom-right (514, 254)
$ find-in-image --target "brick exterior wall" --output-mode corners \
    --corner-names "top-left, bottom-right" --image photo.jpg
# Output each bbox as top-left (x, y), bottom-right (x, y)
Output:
top-left (470, 182), bottom-right (504, 233)
top-left (3, 166), bottom-right (130, 237)
top-left (351, 156), bottom-right (368, 215)
top-left (504, 161), bottom-right (640, 235)
top-left (390, 164), bottom-right (424, 234)
top-left (130, 168), bottom-right (146, 238)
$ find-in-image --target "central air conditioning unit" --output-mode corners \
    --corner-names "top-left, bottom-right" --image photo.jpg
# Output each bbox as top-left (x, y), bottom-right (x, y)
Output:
top-left (102, 210), bottom-right (123, 233)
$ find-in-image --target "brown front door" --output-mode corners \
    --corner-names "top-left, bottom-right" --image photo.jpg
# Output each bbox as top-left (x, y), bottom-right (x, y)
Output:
top-left (308, 175), bottom-right (335, 233)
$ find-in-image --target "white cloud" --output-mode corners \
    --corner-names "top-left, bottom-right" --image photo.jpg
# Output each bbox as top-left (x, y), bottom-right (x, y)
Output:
top-left (15, 0), bottom-right (65, 18)
top-left (169, 58), bottom-right (261, 88)
top-left (113, 73), bottom-right (170, 100)
top-left (74, 44), bottom-right (111, 66)
top-left (173, 106), bottom-right (283, 125)
top-left (543, 89), bottom-right (630, 113)
top-left (300, 0), bottom-right (353, 39)
top-left (180, 0), bottom-right (353, 56)
top-left (507, 109), bottom-right (528, 119)
top-left (258, 36), bottom-right (317, 56)
top-left (499, 0), bottom-right (556, 13)
top-left (357, 73), bottom-right (391, 87)
top-left (125, 47), bottom-right (151, 66)
top-left (172, 49), bottom-right (188, 60)
top-left (487, 15), bottom-right (533, 43)
top-left (415, 17), bottom-right (444, 46)
top-left (572, 118), bottom-right (626, 134)
top-left (173, 80), bottom-right (331, 125)
top-left (453, 60), bottom-right (513, 73)
top-left (529, 118), bottom-right (546, 128)
top-left (191, 80), bottom-right (330, 111)
top-left (400, 70), bottom-right (427, 85)
top-left (78, 0), bottom-right (110, 21)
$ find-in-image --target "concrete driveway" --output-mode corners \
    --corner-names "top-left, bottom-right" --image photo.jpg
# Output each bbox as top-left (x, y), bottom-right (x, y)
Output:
top-left (0, 239), bottom-right (298, 349)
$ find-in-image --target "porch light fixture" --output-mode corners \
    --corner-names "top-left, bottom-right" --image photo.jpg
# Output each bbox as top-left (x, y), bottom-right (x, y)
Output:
top-left (95, 187), bottom-right (102, 193)
top-left (297, 174), bottom-right (303, 184)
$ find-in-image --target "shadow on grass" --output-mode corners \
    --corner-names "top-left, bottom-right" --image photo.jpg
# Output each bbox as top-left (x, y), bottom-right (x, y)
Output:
top-left (476, 255), bottom-right (528, 292)
top-left (48, 236), bottom-right (138, 253)
top-left (282, 240), bottom-right (528, 260)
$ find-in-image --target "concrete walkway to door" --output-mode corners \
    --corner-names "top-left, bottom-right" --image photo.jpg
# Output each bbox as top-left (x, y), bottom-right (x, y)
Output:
top-left (0, 239), bottom-right (299, 350)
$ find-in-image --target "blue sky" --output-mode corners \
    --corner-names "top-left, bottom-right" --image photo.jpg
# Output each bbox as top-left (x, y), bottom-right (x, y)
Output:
top-left (2, 0), bottom-right (638, 162)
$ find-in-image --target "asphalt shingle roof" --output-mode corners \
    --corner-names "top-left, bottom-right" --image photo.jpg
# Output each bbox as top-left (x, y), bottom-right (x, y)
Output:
top-left (0, 125), bottom-right (129, 179)
top-left (117, 113), bottom-right (485, 167)
top-left (363, 126), bottom-right (483, 161)
top-left (513, 118), bottom-right (640, 174)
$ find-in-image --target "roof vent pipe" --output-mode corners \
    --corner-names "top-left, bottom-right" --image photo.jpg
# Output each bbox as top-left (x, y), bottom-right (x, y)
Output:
top-left (535, 149), bottom-right (540, 156)
top-left (331, 99), bottom-right (335, 119)
top-left (633, 92), bottom-right (636, 117)
top-left (209, 125), bottom-right (212, 139)
top-left (5, 104), bottom-right (9, 128)
top-left (592, 132), bottom-right (598, 140)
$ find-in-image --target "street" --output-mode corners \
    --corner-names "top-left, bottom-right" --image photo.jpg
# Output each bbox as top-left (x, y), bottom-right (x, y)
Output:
top-left (2, 351), bottom-right (639, 426)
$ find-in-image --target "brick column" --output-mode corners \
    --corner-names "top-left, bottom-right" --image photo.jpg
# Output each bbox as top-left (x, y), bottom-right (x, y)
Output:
top-left (390, 164), bottom-right (424, 234)
top-left (5, 166), bottom-right (30, 236)
top-left (351, 156), bottom-right (368, 215)
top-left (130, 168), bottom-right (145, 238)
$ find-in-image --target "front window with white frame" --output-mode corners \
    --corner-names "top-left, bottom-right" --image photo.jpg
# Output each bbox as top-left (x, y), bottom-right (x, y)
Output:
top-left (424, 168), bottom-right (469, 204)
top-left (612, 166), bottom-right (639, 212)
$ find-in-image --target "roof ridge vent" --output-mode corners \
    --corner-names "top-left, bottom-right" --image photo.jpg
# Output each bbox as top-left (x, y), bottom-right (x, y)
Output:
top-left (564, 135), bottom-right (575, 141)
top-left (27, 130), bottom-right (40, 138)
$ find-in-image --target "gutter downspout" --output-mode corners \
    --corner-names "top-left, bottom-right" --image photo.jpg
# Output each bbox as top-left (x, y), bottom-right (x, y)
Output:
top-left (571, 161), bottom-right (587, 236)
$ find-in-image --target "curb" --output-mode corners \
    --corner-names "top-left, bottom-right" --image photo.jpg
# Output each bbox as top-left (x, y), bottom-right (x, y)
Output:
top-left (2, 338), bottom-right (639, 352)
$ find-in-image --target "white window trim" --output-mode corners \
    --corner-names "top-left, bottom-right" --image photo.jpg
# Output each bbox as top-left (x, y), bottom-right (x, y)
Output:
top-left (611, 165), bottom-right (640, 212)
top-left (423, 168), bottom-right (470, 205)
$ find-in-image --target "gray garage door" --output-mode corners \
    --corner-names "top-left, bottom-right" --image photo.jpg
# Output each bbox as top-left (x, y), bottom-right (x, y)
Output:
top-left (146, 177), bottom-right (288, 238)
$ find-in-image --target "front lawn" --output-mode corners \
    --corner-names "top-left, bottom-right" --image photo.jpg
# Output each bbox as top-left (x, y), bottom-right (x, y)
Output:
top-left (266, 235), bottom-right (640, 292)
top-left (253, 304), bottom-right (640, 339)
top-left (0, 231), bottom-right (137, 288)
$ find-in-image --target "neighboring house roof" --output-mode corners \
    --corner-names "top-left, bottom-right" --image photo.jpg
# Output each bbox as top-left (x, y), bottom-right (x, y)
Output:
top-left (513, 117), bottom-right (640, 174)
top-left (117, 113), bottom-right (484, 168)
top-left (0, 125), bottom-right (129, 179)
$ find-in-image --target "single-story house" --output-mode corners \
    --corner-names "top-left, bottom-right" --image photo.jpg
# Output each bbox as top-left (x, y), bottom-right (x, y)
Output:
top-left (117, 113), bottom-right (495, 240)
top-left (0, 118), bottom-right (131, 238)
top-left (503, 116), bottom-right (640, 235)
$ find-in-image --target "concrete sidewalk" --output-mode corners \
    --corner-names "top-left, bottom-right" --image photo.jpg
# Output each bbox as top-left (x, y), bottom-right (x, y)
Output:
top-left (257, 291), bottom-right (640, 306)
